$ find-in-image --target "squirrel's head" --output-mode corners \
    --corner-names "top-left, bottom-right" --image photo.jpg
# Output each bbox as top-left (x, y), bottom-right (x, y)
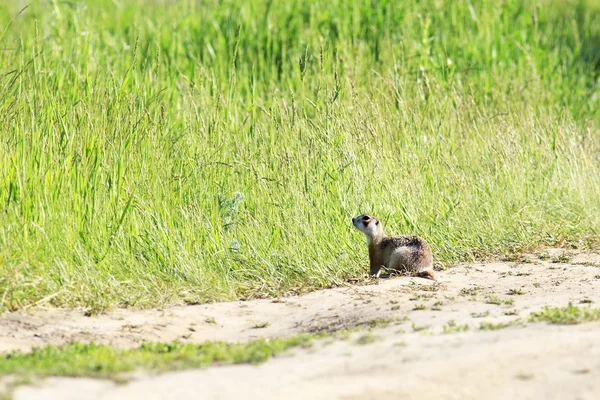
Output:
top-left (352, 214), bottom-right (383, 238)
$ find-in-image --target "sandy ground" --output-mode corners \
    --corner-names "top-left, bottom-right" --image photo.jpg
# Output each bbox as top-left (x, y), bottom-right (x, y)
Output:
top-left (2, 248), bottom-right (600, 399)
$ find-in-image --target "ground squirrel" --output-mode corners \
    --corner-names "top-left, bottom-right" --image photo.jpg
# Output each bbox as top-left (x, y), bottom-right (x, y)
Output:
top-left (352, 214), bottom-right (438, 281)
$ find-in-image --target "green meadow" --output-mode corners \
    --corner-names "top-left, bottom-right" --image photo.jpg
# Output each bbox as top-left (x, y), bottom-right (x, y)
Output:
top-left (0, 0), bottom-right (599, 310)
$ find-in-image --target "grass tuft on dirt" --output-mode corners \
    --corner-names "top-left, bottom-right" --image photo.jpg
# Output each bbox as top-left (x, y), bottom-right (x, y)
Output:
top-left (528, 303), bottom-right (600, 325)
top-left (0, 0), bottom-right (599, 310)
top-left (0, 334), bottom-right (323, 380)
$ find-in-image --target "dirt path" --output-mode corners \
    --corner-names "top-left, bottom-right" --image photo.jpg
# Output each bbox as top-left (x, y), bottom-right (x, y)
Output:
top-left (3, 248), bottom-right (600, 399)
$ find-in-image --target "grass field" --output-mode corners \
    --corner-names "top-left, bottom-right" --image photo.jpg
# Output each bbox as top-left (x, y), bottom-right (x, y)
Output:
top-left (0, 0), bottom-right (599, 311)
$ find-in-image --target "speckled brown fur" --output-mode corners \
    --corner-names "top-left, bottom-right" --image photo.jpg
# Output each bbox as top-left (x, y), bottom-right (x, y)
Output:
top-left (353, 214), bottom-right (437, 280)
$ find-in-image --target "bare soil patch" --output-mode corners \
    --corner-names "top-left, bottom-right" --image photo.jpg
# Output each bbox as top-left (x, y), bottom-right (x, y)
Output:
top-left (3, 248), bottom-right (600, 399)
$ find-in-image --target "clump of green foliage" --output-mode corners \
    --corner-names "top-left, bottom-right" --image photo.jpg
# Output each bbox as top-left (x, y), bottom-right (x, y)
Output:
top-left (486, 296), bottom-right (514, 306)
top-left (356, 333), bottom-right (381, 345)
top-left (0, 334), bottom-right (321, 379)
top-left (0, 0), bottom-right (599, 310)
top-left (529, 303), bottom-right (600, 325)
top-left (460, 287), bottom-right (482, 297)
top-left (442, 320), bottom-right (469, 333)
top-left (479, 321), bottom-right (514, 330)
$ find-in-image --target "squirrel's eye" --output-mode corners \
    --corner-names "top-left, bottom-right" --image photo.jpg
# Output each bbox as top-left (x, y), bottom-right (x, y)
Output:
top-left (362, 216), bottom-right (370, 221)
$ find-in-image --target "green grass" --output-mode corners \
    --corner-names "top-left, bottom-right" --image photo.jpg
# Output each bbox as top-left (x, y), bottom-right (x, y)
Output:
top-left (479, 321), bottom-right (515, 330)
top-left (486, 296), bottom-right (515, 305)
top-left (471, 311), bottom-right (490, 318)
top-left (460, 287), bottom-right (482, 296)
top-left (411, 322), bottom-right (430, 332)
top-left (551, 254), bottom-right (574, 263)
top-left (0, 0), bottom-right (599, 310)
top-left (362, 317), bottom-right (404, 329)
top-left (355, 333), bottom-right (381, 345)
top-left (442, 320), bottom-right (469, 333)
top-left (0, 334), bottom-right (322, 380)
top-left (528, 303), bottom-right (600, 324)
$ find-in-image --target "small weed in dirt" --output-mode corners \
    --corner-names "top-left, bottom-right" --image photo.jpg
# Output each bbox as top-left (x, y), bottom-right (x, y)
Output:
top-left (515, 372), bottom-right (535, 381)
top-left (431, 301), bottom-right (444, 311)
top-left (364, 319), bottom-right (390, 328)
top-left (409, 293), bottom-right (434, 301)
top-left (252, 322), bottom-right (270, 329)
top-left (573, 261), bottom-right (600, 267)
top-left (460, 287), bottom-right (482, 296)
top-left (479, 321), bottom-right (512, 330)
top-left (391, 305), bottom-right (400, 311)
top-left (415, 284), bottom-right (440, 292)
top-left (503, 254), bottom-right (530, 263)
top-left (504, 310), bottom-right (519, 316)
top-left (120, 324), bottom-right (141, 332)
top-left (515, 272), bottom-right (531, 277)
top-left (538, 252), bottom-right (550, 260)
top-left (205, 317), bottom-right (217, 324)
top-left (486, 296), bottom-right (514, 306)
top-left (529, 303), bottom-right (600, 325)
top-left (595, 275), bottom-right (600, 279)
top-left (271, 299), bottom-right (285, 303)
top-left (580, 298), bottom-right (593, 304)
top-left (442, 320), bottom-right (469, 334)
top-left (362, 317), bottom-right (405, 329)
top-left (84, 307), bottom-right (104, 317)
top-left (413, 304), bottom-right (426, 311)
top-left (507, 288), bottom-right (525, 295)
top-left (411, 323), bottom-right (430, 332)
top-left (471, 311), bottom-right (490, 318)
top-left (551, 253), bottom-right (573, 263)
top-left (533, 282), bottom-right (542, 288)
top-left (356, 333), bottom-right (381, 345)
